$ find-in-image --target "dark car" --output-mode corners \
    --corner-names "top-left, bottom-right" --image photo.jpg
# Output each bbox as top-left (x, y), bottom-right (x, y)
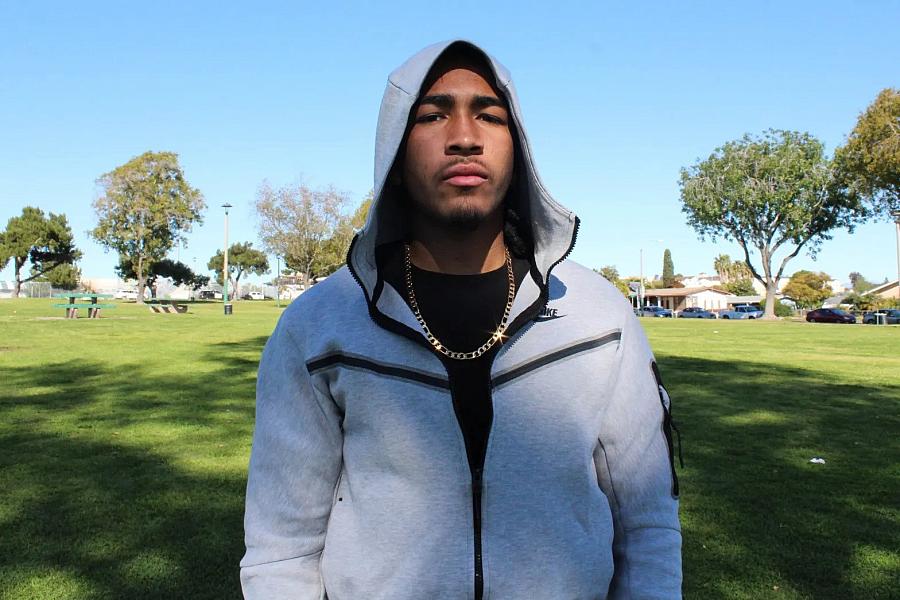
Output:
top-left (806, 308), bottom-right (856, 324)
top-left (863, 308), bottom-right (900, 324)
top-left (679, 307), bottom-right (717, 319)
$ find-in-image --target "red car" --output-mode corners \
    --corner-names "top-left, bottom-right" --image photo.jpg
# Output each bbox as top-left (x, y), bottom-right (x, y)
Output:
top-left (806, 308), bottom-right (856, 324)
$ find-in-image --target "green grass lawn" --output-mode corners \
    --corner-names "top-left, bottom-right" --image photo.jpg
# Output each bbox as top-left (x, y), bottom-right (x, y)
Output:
top-left (1, 299), bottom-right (898, 599)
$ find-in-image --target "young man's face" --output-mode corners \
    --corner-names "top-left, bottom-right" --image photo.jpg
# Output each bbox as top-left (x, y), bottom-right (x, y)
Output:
top-left (402, 60), bottom-right (514, 231)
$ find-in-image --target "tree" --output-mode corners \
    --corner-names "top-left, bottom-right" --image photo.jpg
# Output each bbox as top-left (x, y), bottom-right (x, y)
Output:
top-left (782, 270), bottom-right (833, 309)
top-left (91, 151), bottom-right (205, 302)
top-left (849, 271), bottom-right (875, 293)
top-left (117, 256), bottom-right (209, 297)
top-left (834, 88), bottom-right (900, 218)
top-left (38, 263), bottom-right (81, 290)
top-left (0, 207), bottom-right (81, 297)
top-left (722, 279), bottom-right (756, 296)
top-left (662, 249), bottom-right (675, 287)
top-left (207, 242), bottom-right (269, 299)
top-left (594, 265), bottom-right (631, 297)
top-left (256, 182), bottom-right (368, 291)
top-left (680, 129), bottom-right (865, 318)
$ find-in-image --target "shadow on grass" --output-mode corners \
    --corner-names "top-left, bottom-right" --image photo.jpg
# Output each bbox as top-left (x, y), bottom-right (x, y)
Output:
top-left (658, 355), bottom-right (900, 600)
top-left (1, 339), bottom-right (897, 599)
top-left (0, 335), bottom-right (271, 599)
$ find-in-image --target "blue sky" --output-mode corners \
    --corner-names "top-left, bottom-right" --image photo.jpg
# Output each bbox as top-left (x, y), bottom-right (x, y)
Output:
top-left (2, 1), bottom-right (898, 288)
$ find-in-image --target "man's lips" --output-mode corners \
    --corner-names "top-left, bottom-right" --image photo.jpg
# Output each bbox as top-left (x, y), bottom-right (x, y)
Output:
top-left (442, 163), bottom-right (489, 187)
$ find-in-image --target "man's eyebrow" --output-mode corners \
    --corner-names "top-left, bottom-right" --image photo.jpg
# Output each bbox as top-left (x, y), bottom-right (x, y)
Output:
top-left (419, 94), bottom-right (453, 109)
top-left (417, 94), bottom-right (507, 111)
top-left (471, 95), bottom-right (505, 110)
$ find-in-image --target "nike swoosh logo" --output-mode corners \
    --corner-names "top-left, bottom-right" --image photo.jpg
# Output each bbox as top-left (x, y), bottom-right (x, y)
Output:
top-left (535, 314), bottom-right (565, 322)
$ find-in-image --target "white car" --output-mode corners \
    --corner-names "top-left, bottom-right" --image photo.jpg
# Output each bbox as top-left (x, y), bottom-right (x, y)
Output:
top-left (248, 291), bottom-right (265, 300)
top-left (114, 289), bottom-right (138, 300)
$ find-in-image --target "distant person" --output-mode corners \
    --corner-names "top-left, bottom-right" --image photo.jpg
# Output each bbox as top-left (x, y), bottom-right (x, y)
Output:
top-left (241, 40), bottom-right (682, 599)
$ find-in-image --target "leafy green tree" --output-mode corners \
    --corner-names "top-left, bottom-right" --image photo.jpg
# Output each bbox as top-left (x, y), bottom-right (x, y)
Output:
top-left (849, 271), bottom-right (875, 293)
top-left (782, 270), bottom-right (833, 309)
top-left (91, 151), bottom-right (205, 302)
top-left (834, 88), bottom-right (900, 218)
top-left (662, 249), bottom-right (675, 287)
top-left (208, 242), bottom-right (269, 299)
top-left (680, 129), bottom-right (865, 318)
top-left (37, 263), bottom-right (81, 290)
top-left (723, 279), bottom-right (756, 296)
top-left (117, 256), bottom-right (208, 297)
top-left (0, 207), bottom-right (81, 297)
top-left (256, 182), bottom-right (370, 290)
top-left (595, 265), bottom-right (630, 296)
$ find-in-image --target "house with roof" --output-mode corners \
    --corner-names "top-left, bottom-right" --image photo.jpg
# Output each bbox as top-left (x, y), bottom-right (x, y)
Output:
top-left (864, 279), bottom-right (899, 300)
top-left (642, 286), bottom-right (732, 312)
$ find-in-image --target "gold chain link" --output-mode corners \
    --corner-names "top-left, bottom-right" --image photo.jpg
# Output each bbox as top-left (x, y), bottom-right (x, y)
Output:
top-left (404, 244), bottom-right (515, 360)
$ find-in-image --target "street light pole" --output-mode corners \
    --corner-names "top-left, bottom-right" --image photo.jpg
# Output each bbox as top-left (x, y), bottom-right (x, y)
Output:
top-left (892, 210), bottom-right (900, 298)
top-left (639, 248), bottom-right (645, 310)
top-left (222, 203), bottom-right (233, 315)
top-left (276, 255), bottom-right (281, 308)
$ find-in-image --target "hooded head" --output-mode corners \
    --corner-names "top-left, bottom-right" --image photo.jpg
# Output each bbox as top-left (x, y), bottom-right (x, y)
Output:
top-left (348, 40), bottom-right (578, 302)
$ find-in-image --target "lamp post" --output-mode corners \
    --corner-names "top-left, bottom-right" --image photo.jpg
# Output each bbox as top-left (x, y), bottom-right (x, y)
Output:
top-left (892, 210), bottom-right (900, 298)
top-left (639, 248), bottom-right (645, 310)
top-left (275, 254), bottom-right (281, 308)
top-left (222, 203), bottom-right (233, 315)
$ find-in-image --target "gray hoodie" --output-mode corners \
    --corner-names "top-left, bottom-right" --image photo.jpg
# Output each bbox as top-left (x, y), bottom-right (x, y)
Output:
top-left (241, 40), bottom-right (682, 599)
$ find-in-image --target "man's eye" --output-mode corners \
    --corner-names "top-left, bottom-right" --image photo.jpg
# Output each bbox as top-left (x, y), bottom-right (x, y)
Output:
top-left (479, 114), bottom-right (507, 125)
top-left (416, 113), bottom-right (444, 123)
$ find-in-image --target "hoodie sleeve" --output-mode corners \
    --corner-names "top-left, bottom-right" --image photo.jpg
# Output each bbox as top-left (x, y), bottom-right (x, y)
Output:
top-left (240, 318), bottom-right (343, 599)
top-left (594, 313), bottom-right (682, 599)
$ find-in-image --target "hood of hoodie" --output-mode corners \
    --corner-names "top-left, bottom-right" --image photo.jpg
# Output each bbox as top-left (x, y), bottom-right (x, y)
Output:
top-left (348, 40), bottom-right (578, 304)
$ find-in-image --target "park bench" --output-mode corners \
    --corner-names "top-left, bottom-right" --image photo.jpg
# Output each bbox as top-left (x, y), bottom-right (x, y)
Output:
top-left (146, 299), bottom-right (188, 314)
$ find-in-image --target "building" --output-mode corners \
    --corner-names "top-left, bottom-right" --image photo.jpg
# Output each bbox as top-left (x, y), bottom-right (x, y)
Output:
top-left (864, 279), bottom-right (899, 300)
top-left (642, 286), bottom-right (732, 312)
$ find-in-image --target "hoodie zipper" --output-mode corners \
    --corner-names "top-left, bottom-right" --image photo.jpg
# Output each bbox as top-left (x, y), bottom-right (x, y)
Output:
top-left (473, 466), bottom-right (484, 598)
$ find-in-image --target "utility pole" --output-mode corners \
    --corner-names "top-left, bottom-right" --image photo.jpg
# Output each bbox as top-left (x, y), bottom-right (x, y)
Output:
top-left (276, 255), bottom-right (281, 308)
top-left (222, 203), bottom-right (232, 315)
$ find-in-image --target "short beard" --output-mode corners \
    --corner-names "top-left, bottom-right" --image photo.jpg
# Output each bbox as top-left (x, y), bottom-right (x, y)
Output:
top-left (413, 193), bottom-right (499, 234)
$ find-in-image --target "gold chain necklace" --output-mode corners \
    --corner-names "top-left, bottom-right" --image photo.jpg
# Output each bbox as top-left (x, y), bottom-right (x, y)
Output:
top-left (404, 244), bottom-right (515, 360)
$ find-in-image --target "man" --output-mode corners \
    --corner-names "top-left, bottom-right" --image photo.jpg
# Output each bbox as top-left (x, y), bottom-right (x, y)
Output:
top-left (241, 40), bottom-right (682, 599)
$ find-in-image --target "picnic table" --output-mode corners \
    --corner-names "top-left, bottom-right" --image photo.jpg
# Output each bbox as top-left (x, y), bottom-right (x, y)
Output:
top-left (52, 293), bottom-right (115, 319)
top-left (145, 299), bottom-right (188, 314)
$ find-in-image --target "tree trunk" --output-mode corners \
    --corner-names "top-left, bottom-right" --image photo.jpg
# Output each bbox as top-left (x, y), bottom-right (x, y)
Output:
top-left (13, 256), bottom-right (25, 298)
top-left (136, 256), bottom-right (146, 304)
top-left (136, 276), bottom-right (147, 304)
top-left (763, 281), bottom-right (778, 319)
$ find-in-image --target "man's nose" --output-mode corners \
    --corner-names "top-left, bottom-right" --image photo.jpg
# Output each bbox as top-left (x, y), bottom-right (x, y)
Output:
top-left (446, 115), bottom-right (483, 156)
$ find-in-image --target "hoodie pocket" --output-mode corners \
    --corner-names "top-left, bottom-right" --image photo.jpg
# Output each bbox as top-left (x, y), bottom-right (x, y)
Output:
top-left (651, 361), bottom-right (681, 498)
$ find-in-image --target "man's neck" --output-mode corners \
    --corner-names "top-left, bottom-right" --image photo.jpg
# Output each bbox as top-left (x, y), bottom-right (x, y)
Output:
top-left (409, 213), bottom-right (506, 275)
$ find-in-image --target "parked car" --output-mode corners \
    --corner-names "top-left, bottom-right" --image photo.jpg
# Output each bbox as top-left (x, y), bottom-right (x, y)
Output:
top-left (114, 289), bottom-right (138, 300)
top-left (805, 308), bottom-right (857, 324)
top-left (638, 305), bottom-right (673, 318)
top-left (863, 308), bottom-right (900, 324)
top-left (720, 304), bottom-right (764, 319)
top-left (198, 290), bottom-right (223, 300)
top-left (241, 291), bottom-right (265, 300)
top-left (678, 307), bottom-right (717, 319)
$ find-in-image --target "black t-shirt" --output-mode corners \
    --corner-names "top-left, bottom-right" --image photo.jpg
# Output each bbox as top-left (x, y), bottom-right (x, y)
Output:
top-left (381, 243), bottom-right (530, 473)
